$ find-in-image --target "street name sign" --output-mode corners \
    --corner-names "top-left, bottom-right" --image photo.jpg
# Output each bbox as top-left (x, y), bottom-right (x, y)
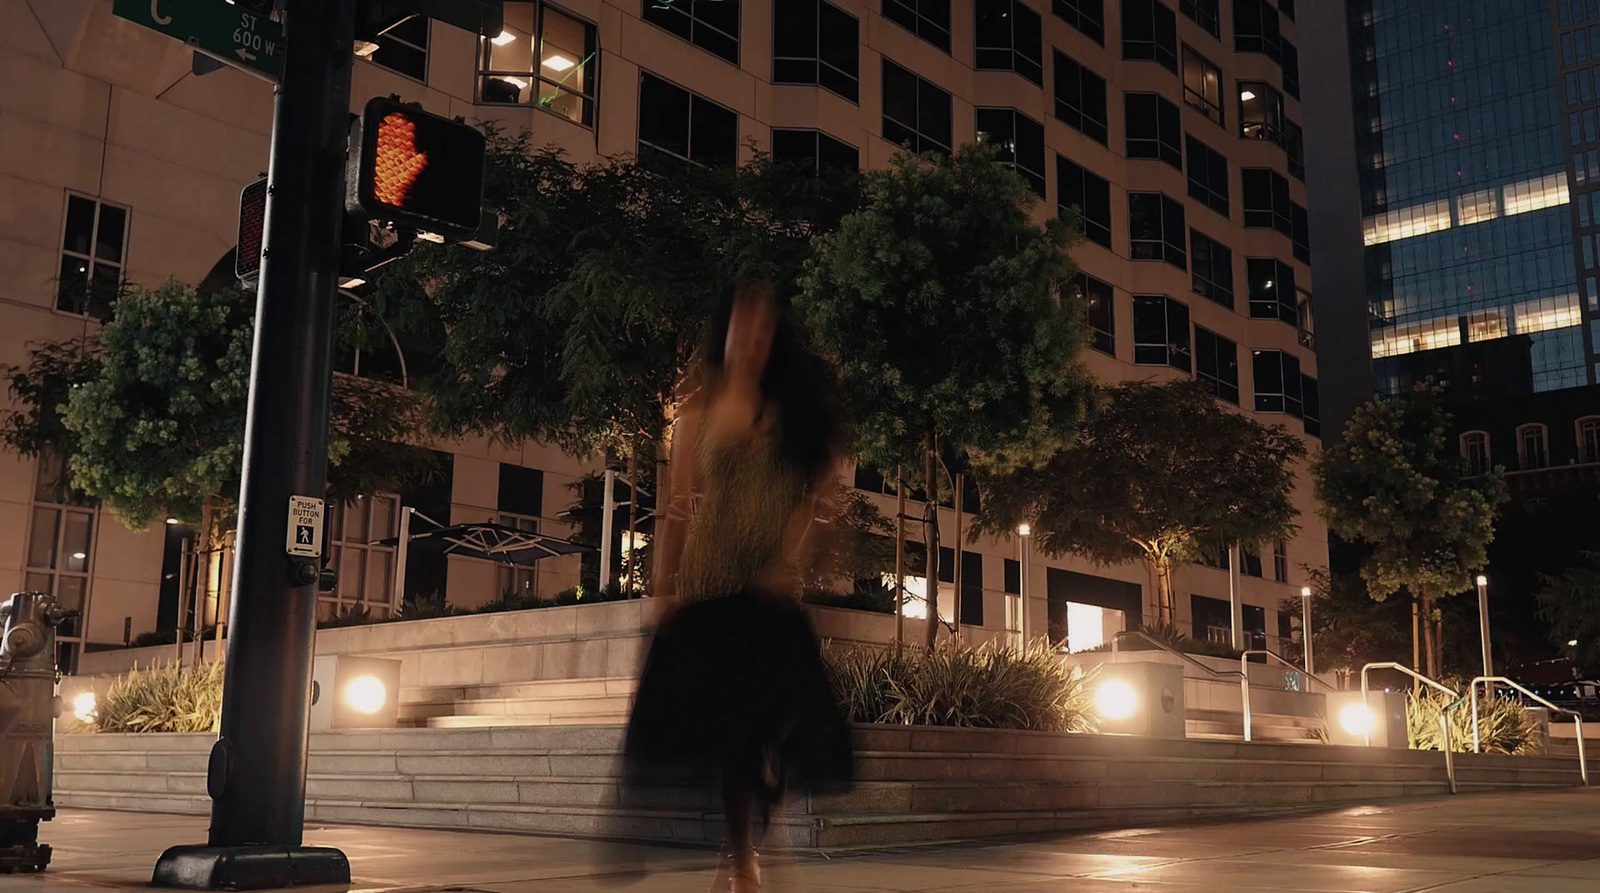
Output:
top-left (112, 0), bottom-right (283, 82)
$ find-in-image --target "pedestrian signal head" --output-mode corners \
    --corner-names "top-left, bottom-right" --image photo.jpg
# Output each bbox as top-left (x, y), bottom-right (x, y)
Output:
top-left (348, 97), bottom-right (486, 241)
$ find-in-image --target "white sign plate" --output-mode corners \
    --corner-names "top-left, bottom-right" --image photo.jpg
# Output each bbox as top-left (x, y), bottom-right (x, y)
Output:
top-left (287, 495), bottom-right (325, 558)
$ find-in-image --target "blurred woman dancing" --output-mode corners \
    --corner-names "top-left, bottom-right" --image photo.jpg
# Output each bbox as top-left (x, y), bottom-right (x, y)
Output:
top-left (618, 280), bottom-right (854, 893)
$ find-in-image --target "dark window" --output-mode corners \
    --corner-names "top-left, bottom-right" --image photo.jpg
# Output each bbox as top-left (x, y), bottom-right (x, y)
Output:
top-left (1122, 0), bottom-right (1177, 72)
top-left (977, 107), bottom-right (1047, 196)
top-left (1240, 543), bottom-right (1264, 578)
top-left (1291, 202), bottom-right (1310, 262)
top-left (477, 4), bottom-right (598, 128)
top-left (1272, 540), bottom-right (1288, 582)
top-left (976, 0), bottom-right (1043, 84)
top-left (1053, 0), bottom-right (1104, 44)
top-left (1194, 326), bottom-right (1240, 404)
top-left (1284, 119), bottom-right (1304, 179)
top-left (1128, 192), bottom-right (1187, 269)
top-left (1190, 230), bottom-right (1234, 308)
top-left (771, 129), bottom-right (860, 172)
top-left (56, 195), bottom-right (125, 321)
top-left (370, 15), bottom-right (429, 80)
top-left (643, 0), bottom-right (739, 62)
top-left (1246, 257), bottom-right (1296, 324)
top-left (1233, 0), bottom-right (1280, 61)
top-left (773, 0), bottom-right (860, 102)
top-left (1301, 374), bottom-right (1320, 436)
top-left (1072, 272), bottom-right (1116, 355)
top-left (637, 73), bottom-right (738, 169)
top-left (885, 0), bottom-right (952, 52)
top-left (1182, 45), bottom-right (1223, 126)
top-left (1462, 432), bottom-right (1490, 476)
top-left (1252, 349), bottom-right (1303, 417)
top-left (1281, 39), bottom-right (1299, 99)
top-left (960, 551), bottom-right (984, 627)
top-left (1057, 155), bottom-right (1112, 248)
top-left (1242, 168), bottom-right (1292, 234)
top-left (1126, 92), bottom-right (1181, 169)
top-left (1185, 135), bottom-right (1229, 216)
top-left (1239, 81), bottom-right (1283, 145)
top-left (1053, 51), bottom-right (1109, 144)
top-left (882, 60), bottom-right (953, 153)
top-left (1133, 295), bottom-right (1192, 371)
top-left (1179, 0), bottom-right (1220, 37)
top-left (1278, 0), bottom-right (1294, 20)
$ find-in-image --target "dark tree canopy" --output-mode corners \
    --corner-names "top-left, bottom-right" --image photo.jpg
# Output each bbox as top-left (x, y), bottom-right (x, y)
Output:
top-left (367, 129), bottom-right (859, 459)
top-left (1314, 385), bottom-right (1504, 606)
top-left (977, 379), bottom-right (1308, 624)
top-left (3, 281), bottom-right (432, 531)
top-left (796, 145), bottom-right (1092, 475)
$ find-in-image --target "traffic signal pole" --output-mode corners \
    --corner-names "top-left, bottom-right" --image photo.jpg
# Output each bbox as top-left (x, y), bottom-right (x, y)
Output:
top-left (153, 0), bottom-right (357, 887)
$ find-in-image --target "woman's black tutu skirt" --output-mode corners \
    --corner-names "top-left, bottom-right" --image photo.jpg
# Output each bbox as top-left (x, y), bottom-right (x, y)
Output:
top-left (616, 590), bottom-right (854, 829)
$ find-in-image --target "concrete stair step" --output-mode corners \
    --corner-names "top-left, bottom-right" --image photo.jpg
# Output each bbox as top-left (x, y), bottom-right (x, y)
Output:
top-left (403, 677), bottom-right (638, 706)
top-left (424, 712), bottom-right (628, 729)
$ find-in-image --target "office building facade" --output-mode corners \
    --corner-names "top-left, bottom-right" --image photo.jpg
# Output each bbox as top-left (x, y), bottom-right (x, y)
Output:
top-left (0, 0), bottom-right (1323, 666)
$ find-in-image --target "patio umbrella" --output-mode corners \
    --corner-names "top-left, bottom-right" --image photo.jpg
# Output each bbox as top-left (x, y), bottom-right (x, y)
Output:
top-left (372, 521), bottom-right (591, 566)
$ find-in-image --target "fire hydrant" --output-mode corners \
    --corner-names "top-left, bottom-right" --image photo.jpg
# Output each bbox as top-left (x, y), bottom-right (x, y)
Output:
top-left (0, 592), bottom-right (66, 873)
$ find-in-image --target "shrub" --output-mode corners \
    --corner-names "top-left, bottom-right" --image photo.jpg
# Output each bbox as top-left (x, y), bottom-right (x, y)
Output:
top-left (1406, 681), bottom-right (1542, 755)
top-left (319, 604), bottom-right (373, 628)
top-left (92, 661), bottom-right (224, 734)
top-left (395, 592), bottom-right (463, 621)
top-left (826, 640), bottom-right (1099, 733)
top-left (129, 627), bottom-right (218, 649)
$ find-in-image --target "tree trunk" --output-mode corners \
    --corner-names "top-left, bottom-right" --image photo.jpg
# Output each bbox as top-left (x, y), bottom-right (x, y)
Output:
top-left (193, 495), bottom-right (215, 665)
top-left (895, 466), bottom-right (906, 653)
top-left (1155, 555), bottom-right (1175, 627)
top-left (625, 448), bottom-right (638, 597)
top-left (923, 434), bottom-right (940, 650)
top-left (650, 457), bottom-right (668, 597)
top-left (1420, 594), bottom-right (1437, 678)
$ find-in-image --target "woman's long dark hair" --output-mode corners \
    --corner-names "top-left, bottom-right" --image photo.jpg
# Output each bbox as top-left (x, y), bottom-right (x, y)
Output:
top-left (701, 281), bottom-right (843, 482)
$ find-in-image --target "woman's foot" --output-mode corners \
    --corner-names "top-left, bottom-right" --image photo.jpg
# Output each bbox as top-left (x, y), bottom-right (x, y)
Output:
top-left (721, 850), bottom-right (760, 893)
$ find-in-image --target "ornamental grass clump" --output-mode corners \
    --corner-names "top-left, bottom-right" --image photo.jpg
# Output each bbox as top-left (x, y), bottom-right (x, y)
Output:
top-left (1406, 680), bottom-right (1542, 755)
top-left (92, 660), bottom-right (224, 734)
top-left (826, 640), bottom-right (1098, 733)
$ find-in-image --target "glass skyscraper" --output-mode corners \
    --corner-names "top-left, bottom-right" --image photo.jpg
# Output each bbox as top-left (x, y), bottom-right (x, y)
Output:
top-left (1353, 0), bottom-right (1591, 400)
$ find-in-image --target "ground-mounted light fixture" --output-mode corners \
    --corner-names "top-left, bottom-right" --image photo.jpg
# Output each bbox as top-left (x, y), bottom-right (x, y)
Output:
top-left (309, 655), bottom-right (402, 731)
top-left (1326, 689), bottom-right (1407, 748)
top-left (1093, 661), bottom-right (1185, 738)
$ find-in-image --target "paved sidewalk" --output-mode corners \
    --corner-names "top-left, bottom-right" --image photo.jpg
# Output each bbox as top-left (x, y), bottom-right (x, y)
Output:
top-left (17, 788), bottom-right (1600, 892)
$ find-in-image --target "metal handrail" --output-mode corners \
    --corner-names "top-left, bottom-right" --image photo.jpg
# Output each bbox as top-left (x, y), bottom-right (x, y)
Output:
top-left (1361, 661), bottom-right (1459, 794)
top-left (1110, 630), bottom-right (1246, 680)
top-left (1468, 675), bottom-right (1589, 786)
top-left (1239, 650), bottom-right (1337, 743)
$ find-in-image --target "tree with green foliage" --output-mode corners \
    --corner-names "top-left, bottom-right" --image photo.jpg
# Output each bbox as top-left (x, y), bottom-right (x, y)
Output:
top-left (1279, 565), bottom-right (1413, 678)
top-left (1313, 385), bottom-right (1505, 676)
top-left (367, 130), bottom-right (858, 462)
top-left (977, 379), bottom-right (1307, 628)
top-left (2, 280), bottom-right (433, 547)
top-left (797, 145), bottom-right (1093, 647)
top-left (1536, 552), bottom-right (1600, 676)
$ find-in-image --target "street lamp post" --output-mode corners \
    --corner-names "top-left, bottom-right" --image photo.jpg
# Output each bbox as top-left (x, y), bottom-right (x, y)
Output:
top-left (1476, 574), bottom-right (1493, 678)
top-left (1017, 524), bottom-right (1031, 649)
top-left (1300, 586), bottom-right (1314, 675)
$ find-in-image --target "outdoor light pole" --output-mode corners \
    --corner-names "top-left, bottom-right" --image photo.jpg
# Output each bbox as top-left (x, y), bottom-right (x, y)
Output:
top-left (1300, 586), bottom-right (1314, 676)
top-left (1017, 524), bottom-right (1031, 649)
top-left (1476, 574), bottom-right (1493, 678)
top-left (154, 0), bottom-right (357, 886)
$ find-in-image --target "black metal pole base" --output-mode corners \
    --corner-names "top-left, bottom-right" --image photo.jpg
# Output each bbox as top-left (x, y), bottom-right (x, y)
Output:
top-left (152, 845), bottom-right (350, 890)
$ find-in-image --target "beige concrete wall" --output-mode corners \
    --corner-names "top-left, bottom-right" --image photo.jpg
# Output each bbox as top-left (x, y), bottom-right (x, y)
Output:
top-left (2, 0), bottom-right (1327, 657)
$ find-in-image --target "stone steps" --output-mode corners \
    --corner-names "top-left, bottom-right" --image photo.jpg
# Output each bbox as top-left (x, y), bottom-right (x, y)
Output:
top-left (55, 725), bottom-right (1589, 848)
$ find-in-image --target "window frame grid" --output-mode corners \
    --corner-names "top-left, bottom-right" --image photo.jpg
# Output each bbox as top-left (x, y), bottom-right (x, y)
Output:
top-left (368, 14), bottom-right (431, 82)
top-left (1190, 229), bottom-right (1235, 309)
top-left (977, 107), bottom-right (1047, 197)
top-left (1128, 192), bottom-right (1187, 270)
top-left (318, 494), bottom-right (402, 618)
top-left (56, 193), bottom-right (128, 320)
top-left (1181, 45), bottom-right (1224, 126)
top-left (1185, 134), bottom-right (1230, 217)
top-left (1052, 0), bottom-right (1105, 44)
top-left (975, 0), bottom-right (1044, 85)
top-left (1132, 294), bottom-right (1192, 371)
top-left (1053, 50), bottom-right (1109, 144)
top-left (882, 59), bottom-right (954, 154)
top-left (1125, 91), bottom-right (1182, 170)
top-left (636, 71), bottom-right (740, 169)
top-left (885, 0), bottom-right (953, 53)
top-left (1518, 423), bottom-right (1551, 470)
top-left (773, 0), bottom-right (861, 102)
top-left (1057, 155), bottom-right (1113, 248)
top-left (475, 2), bottom-right (600, 128)
top-left (1194, 325), bottom-right (1240, 404)
top-left (642, 0), bottom-right (741, 63)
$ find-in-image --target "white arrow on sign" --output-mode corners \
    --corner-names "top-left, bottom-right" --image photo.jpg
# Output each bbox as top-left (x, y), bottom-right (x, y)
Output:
top-left (236, 47), bottom-right (256, 61)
